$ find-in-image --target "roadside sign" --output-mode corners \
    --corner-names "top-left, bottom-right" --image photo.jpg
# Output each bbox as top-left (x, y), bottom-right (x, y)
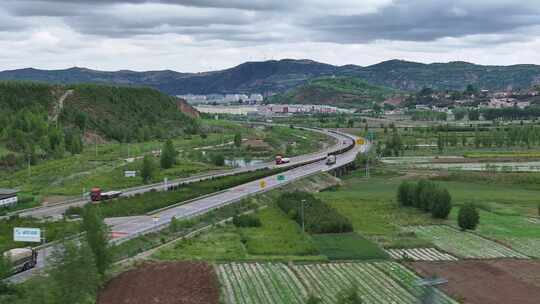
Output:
top-left (14, 227), bottom-right (41, 243)
top-left (259, 180), bottom-right (266, 189)
top-left (277, 175), bottom-right (286, 181)
top-left (124, 170), bottom-right (136, 177)
top-left (356, 138), bottom-right (365, 145)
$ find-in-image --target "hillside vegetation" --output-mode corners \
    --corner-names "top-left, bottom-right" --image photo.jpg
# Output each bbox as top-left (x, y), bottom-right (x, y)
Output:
top-left (269, 77), bottom-right (396, 108)
top-left (0, 81), bottom-right (197, 169)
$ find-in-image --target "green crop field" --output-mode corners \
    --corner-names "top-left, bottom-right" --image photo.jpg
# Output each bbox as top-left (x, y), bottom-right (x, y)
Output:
top-left (312, 233), bottom-right (389, 260)
top-left (404, 225), bottom-right (528, 259)
top-left (217, 262), bottom-right (458, 304)
top-left (447, 209), bottom-right (540, 258)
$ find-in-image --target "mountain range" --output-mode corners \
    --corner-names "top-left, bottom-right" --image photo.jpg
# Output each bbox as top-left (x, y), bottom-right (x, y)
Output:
top-left (1, 59), bottom-right (540, 95)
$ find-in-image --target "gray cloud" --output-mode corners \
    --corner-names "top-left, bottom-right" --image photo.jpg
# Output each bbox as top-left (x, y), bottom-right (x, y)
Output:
top-left (300, 0), bottom-right (540, 43)
top-left (1, 0), bottom-right (540, 71)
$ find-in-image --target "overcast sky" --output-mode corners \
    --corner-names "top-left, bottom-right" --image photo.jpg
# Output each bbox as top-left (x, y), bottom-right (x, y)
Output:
top-left (1, 0), bottom-right (540, 72)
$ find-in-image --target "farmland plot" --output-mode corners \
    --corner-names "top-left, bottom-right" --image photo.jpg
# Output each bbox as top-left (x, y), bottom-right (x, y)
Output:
top-left (216, 263), bottom-right (307, 304)
top-left (386, 248), bottom-right (458, 261)
top-left (217, 262), bottom-right (457, 304)
top-left (405, 225), bottom-right (528, 259)
top-left (504, 238), bottom-right (540, 258)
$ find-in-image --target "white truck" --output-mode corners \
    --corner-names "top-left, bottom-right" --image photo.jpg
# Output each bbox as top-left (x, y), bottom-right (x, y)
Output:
top-left (3, 247), bottom-right (38, 274)
top-left (326, 155), bottom-right (336, 165)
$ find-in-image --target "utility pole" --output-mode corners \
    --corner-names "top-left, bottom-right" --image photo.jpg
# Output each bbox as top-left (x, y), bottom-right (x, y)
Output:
top-left (365, 155), bottom-right (370, 178)
top-left (301, 199), bottom-right (306, 232)
top-left (27, 154), bottom-right (31, 178)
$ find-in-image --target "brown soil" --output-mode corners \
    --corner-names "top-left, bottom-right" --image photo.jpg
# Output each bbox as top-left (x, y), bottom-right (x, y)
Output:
top-left (98, 262), bottom-right (220, 304)
top-left (409, 260), bottom-right (540, 304)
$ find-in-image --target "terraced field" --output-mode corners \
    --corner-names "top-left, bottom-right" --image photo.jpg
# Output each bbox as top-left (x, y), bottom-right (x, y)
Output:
top-left (216, 262), bottom-right (457, 304)
top-left (386, 248), bottom-right (458, 261)
top-left (404, 225), bottom-right (528, 259)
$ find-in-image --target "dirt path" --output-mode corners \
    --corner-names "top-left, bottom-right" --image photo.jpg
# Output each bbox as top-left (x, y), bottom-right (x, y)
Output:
top-left (50, 89), bottom-right (74, 123)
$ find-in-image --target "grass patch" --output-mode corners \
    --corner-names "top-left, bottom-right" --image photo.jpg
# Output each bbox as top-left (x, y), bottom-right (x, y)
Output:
top-left (312, 233), bottom-right (389, 260)
top-left (153, 205), bottom-right (324, 262)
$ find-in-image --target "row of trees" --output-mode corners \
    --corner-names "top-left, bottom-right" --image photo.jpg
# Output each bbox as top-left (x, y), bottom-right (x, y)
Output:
top-left (397, 180), bottom-right (453, 219)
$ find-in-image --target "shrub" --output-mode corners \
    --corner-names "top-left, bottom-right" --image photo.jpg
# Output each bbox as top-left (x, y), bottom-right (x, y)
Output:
top-left (397, 181), bottom-right (415, 207)
top-left (431, 188), bottom-right (452, 219)
top-left (276, 191), bottom-right (353, 234)
top-left (458, 204), bottom-right (480, 230)
top-left (417, 180), bottom-right (438, 212)
top-left (232, 214), bottom-right (261, 228)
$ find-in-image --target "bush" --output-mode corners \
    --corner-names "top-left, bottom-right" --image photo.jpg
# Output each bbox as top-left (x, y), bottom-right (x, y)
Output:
top-left (397, 181), bottom-right (415, 207)
top-left (431, 188), bottom-right (452, 219)
top-left (458, 204), bottom-right (480, 230)
top-left (232, 214), bottom-right (261, 228)
top-left (276, 191), bottom-right (353, 234)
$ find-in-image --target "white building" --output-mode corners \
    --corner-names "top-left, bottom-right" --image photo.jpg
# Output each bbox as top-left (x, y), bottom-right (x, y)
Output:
top-left (0, 189), bottom-right (18, 208)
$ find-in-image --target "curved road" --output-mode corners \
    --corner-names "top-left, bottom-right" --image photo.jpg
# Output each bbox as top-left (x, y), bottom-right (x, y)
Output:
top-left (8, 129), bottom-right (366, 283)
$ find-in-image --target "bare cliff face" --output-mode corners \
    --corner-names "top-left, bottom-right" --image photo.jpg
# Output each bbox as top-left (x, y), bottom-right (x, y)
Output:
top-left (176, 98), bottom-right (199, 118)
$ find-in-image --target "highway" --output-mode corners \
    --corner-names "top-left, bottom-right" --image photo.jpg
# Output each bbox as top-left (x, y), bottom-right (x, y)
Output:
top-left (8, 129), bottom-right (365, 283)
top-left (14, 128), bottom-right (343, 219)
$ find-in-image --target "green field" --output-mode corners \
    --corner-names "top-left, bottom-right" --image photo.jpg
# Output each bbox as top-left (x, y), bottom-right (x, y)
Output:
top-left (447, 209), bottom-right (540, 257)
top-left (153, 206), bottom-right (324, 262)
top-left (312, 233), bottom-right (389, 260)
top-left (316, 172), bottom-right (439, 248)
top-left (315, 168), bottom-right (540, 253)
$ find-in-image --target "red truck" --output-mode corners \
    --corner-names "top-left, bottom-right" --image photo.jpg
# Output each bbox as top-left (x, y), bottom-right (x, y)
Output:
top-left (275, 155), bottom-right (291, 165)
top-left (90, 188), bottom-right (122, 202)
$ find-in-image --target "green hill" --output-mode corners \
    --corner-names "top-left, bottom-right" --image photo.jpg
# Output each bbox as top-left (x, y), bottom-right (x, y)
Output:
top-left (0, 82), bottom-right (197, 166)
top-left (269, 77), bottom-right (396, 108)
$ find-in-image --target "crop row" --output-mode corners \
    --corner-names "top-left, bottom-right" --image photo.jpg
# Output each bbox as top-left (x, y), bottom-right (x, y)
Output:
top-left (386, 248), bottom-right (458, 261)
top-left (404, 225), bottom-right (528, 259)
top-left (217, 262), bottom-right (457, 304)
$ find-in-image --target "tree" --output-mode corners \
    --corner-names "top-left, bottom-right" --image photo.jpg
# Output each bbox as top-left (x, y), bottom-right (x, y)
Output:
top-left (141, 155), bottom-right (156, 183)
top-left (0, 253), bottom-right (11, 280)
top-left (211, 153), bottom-right (225, 166)
top-left (47, 240), bottom-right (99, 304)
top-left (458, 204), bottom-right (480, 230)
top-left (336, 287), bottom-right (363, 304)
top-left (82, 205), bottom-right (111, 277)
top-left (431, 188), bottom-right (452, 219)
top-left (418, 181), bottom-right (438, 212)
top-left (234, 132), bottom-right (242, 147)
top-left (397, 181), bottom-right (415, 207)
top-left (160, 139), bottom-right (177, 169)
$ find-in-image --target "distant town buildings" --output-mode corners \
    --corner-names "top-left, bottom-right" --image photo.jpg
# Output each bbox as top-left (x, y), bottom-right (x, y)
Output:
top-left (178, 93), bottom-right (265, 104)
top-left (195, 104), bottom-right (353, 116)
